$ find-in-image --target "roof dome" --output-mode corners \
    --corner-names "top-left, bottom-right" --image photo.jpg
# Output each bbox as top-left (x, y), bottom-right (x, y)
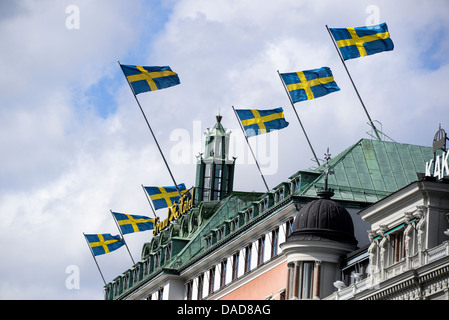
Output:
top-left (288, 194), bottom-right (358, 246)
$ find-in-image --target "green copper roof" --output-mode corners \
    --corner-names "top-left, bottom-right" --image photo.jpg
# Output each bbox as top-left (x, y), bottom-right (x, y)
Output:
top-left (164, 192), bottom-right (261, 269)
top-left (299, 139), bottom-right (433, 202)
top-left (105, 138), bottom-right (434, 299)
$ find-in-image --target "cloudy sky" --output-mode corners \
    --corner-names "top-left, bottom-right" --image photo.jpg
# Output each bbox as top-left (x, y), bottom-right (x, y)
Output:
top-left (1, 0), bottom-right (448, 299)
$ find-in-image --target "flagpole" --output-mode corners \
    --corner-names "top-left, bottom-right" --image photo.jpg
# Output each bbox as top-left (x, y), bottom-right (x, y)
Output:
top-left (117, 60), bottom-right (182, 197)
top-left (277, 70), bottom-right (321, 167)
top-left (232, 106), bottom-right (270, 192)
top-left (83, 233), bottom-right (107, 286)
top-left (141, 184), bottom-right (157, 218)
top-left (110, 210), bottom-right (136, 265)
top-left (325, 25), bottom-right (382, 141)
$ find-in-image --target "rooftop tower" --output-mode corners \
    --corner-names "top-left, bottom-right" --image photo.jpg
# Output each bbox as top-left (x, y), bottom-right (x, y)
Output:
top-left (194, 115), bottom-right (236, 203)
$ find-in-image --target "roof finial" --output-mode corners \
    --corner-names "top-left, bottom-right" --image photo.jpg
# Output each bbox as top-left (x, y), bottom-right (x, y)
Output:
top-left (317, 148), bottom-right (334, 199)
top-left (216, 108), bottom-right (222, 123)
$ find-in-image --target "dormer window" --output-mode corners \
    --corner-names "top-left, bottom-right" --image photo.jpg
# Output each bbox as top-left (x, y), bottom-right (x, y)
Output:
top-left (204, 235), bottom-right (212, 249)
top-left (244, 208), bottom-right (253, 223)
top-left (292, 177), bottom-right (301, 193)
top-left (229, 217), bottom-right (239, 233)
top-left (165, 243), bottom-right (172, 262)
top-left (133, 267), bottom-right (139, 283)
top-left (260, 198), bottom-right (268, 212)
top-left (154, 251), bottom-right (161, 269)
top-left (144, 259), bottom-right (150, 275)
top-left (275, 188), bottom-right (284, 202)
top-left (216, 226), bottom-right (225, 241)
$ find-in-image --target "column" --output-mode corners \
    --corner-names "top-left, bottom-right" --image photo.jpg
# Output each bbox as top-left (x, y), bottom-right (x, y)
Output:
top-left (293, 261), bottom-right (301, 299)
top-left (313, 261), bottom-right (321, 299)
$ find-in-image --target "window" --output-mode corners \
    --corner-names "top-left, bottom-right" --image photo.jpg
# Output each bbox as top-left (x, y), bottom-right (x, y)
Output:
top-left (217, 227), bottom-right (225, 241)
top-left (229, 217), bottom-right (239, 233)
top-left (197, 273), bottom-right (204, 300)
top-left (133, 267), bottom-right (139, 283)
top-left (271, 228), bottom-right (279, 258)
top-left (158, 287), bottom-right (164, 300)
top-left (220, 260), bottom-right (227, 288)
top-left (244, 244), bottom-right (252, 273)
top-left (208, 267), bottom-right (215, 295)
top-left (232, 252), bottom-right (239, 281)
top-left (275, 188), bottom-right (284, 202)
top-left (257, 236), bottom-right (265, 266)
top-left (292, 177), bottom-right (300, 192)
top-left (144, 259), bottom-right (150, 275)
top-left (165, 244), bottom-right (172, 262)
top-left (260, 198), bottom-right (268, 212)
top-left (390, 230), bottom-right (405, 264)
top-left (204, 235), bottom-right (212, 249)
top-left (154, 251), bottom-right (161, 269)
top-left (185, 280), bottom-right (193, 300)
top-left (244, 208), bottom-right (253, 223)
top-left (287, 261), bottom-right (316, 299)
top-left (124, 274), bottom-right (129, 290)
top-left (213, 164), bottom-right (223, 200)
top-left (301, 262), bottom-right (314, 299)
top-left (286, 218), bottom-right (294, 238)
top-left (203, 163), bottom-right (211, 201)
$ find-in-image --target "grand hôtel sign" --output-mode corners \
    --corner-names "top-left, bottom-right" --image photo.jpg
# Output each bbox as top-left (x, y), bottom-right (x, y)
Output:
top-left (153, 188), bottom-right (195, 236)
top-left (425, 125), bottom-right (449, 180)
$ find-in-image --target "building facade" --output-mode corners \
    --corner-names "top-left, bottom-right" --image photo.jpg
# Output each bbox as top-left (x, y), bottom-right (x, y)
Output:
top-left (103, 117), bottom-right (449, 301)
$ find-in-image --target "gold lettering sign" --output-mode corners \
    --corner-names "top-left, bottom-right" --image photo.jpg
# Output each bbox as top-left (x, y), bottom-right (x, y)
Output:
top-left (153, 188), bottom-right (195, 235)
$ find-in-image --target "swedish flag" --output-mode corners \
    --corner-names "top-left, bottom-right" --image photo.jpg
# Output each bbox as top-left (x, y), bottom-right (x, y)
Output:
top-left (144, 183), bottom-right (187, 210)
top-left (329, 23), bottom-right (394, 60)
top-left (280, 67), bottom-right (340, 103)
top-left (120, 65), bottom-right (180, 94)
top-left (235, 108), bottom-right (289, 137)
top-left (84, 233), bottom-right (125, 256)
top-left (112, 212), bottom-right (156, 235)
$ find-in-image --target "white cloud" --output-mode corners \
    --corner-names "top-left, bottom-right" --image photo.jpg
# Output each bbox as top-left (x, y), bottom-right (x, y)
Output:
top-left (1, 0), bottom-right (448, 299)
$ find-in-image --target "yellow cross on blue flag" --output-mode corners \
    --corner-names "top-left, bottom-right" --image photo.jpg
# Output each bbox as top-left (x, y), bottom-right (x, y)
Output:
top-left (280, 67), bottom-right (340, 103)
top-left (120, 64), bottom-right (180, 94)
top-left (112, 212), bottom-right (157, 235)
top-left (143, 183), bottom-right (187, 210)
top-left (235, 108), bottom-right (289, 137)
top-left (84, 233), bottom-right (125, 256)
top-left (329, 23), bottom-right (394, 60)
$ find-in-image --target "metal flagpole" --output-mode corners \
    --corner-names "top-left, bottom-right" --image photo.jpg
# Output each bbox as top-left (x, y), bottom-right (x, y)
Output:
top-left (110, 210), bottom-right (136, 265)
top-left (117, 60), bottom-right (181, 196)
top-left (277, 70), bottom-right (321, 167)
top-left (232, 106), bottom-right (270, 192)
top-left (325, 25), bottom-right (382, 141)
top-left (83, 233), bottom-right (107, 286)
top-left (141, 184), bottom-right (157, 218)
